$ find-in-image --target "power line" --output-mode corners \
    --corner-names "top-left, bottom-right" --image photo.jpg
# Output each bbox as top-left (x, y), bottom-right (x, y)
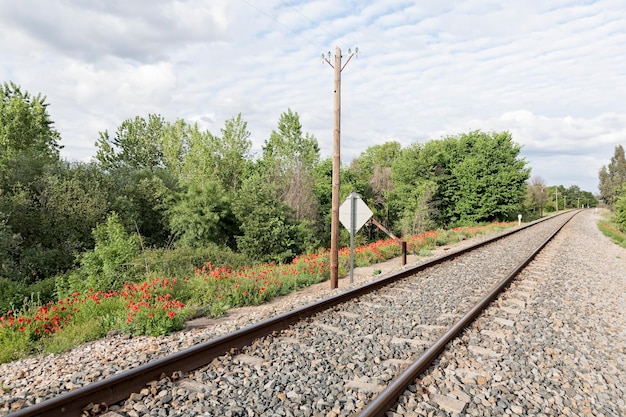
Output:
top-left (239, 0), bottom-right (326, 51)
top-left (240, 0), bottom-right (436, 141)
top-left (275, 1), bottom-right (428, 129)
top-left (279, 0), bottom-right (342, 44)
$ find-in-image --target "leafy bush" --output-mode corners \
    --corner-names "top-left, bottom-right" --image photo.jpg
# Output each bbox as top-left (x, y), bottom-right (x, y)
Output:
top-left (0, 278), bottom-right (26, 315)
top-left (614, 185), bottom-right (626, 231)
top-left (0, 277), bottom-right (56, 315)
top-left (56, 213), bottom-right (140, 297)
top-left (127, 244), bottom-right (250, 281)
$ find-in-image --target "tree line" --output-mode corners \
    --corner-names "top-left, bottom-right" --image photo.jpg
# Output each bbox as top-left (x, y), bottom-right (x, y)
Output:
top-left (599, 144), bottom-right (626, 227)
top-left (0, 82), bottom-right (596, 312)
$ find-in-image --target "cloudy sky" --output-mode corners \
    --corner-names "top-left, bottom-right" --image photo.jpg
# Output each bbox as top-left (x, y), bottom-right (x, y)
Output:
top-left (1, 0), bottom-right (625, 193)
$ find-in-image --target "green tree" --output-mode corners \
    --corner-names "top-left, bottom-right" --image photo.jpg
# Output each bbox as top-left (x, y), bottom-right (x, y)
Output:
top-left (0, 82), bottom-right (61, 170)
top-left (349, 142), bottom-right (402, 233)
top-left (168, 179), bottom-right (237, 248)
top-left (36, 162), bottom-right (111, 270)
top-left (599, 145), bottom-right (626, 208)
top-left (262, 109), bottom-right (320, 222)
top-left (0, 215), bottom-right (21, 281)
top-left (108, 168), bottom-right (174, 247)
top-left (391, 131), bottom-right (529, 228)
top-left (164, 116), bottom-right (249, 249)
top-left (614, 184), bottom-right (626, 229)
top-left (242, 109), bottom-right (323, 256)
top-left (311, 158), bottom-right (334, 248)
top-left (0, 83), bottom-right (65, 282)
top-left (526, 176), bottom-right (548, 217)
top-left (447, 131), bottom-right (529, 224)
top-left (0, 160), bottom-right (111, 283)
top-left (232, 174), bottom-right (298, 263)
top-left (579, 190), bottom-right (598, 208)
top-left (561, 185), bottom-right (583, 209)
top-left (96, 114), bottom-right (254, 250)
top-left (391, 143), bottom-right (441, 234)
top-left (95, 114), bottom-right (165, 171)
top-left (171, 121), bottom-right (215, 184)
top-left (215, 113), bottom-right (253, 192)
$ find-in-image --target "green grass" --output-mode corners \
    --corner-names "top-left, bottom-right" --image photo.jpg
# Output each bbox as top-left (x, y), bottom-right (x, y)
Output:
top-left (417, 248), bottom-right (433, 257)
top-left (598, 220), bottom-right (626, 248)
top-left (0, 221), bottom-right (516, 364)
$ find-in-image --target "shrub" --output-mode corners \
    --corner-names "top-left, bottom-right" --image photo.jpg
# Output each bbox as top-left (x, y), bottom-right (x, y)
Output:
top-left (0, 279), bottom-right (27, 314)
top-left (126, 244), bottom-right (250, 281)
top-left (71, 212), bottom-right (141, 294)
top-left (0, 277), bottom-right (56, 316)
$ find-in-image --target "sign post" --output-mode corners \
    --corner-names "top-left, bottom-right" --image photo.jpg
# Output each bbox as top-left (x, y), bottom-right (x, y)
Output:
top-left (339, 192), bottom-right (373, 283)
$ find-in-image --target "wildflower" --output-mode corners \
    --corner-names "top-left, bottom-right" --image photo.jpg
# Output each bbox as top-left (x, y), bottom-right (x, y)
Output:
top-left (167, 311), bottom-right (175, 319)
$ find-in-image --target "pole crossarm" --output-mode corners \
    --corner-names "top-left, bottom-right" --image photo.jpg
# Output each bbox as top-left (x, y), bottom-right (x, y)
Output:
top-left (322, 47), bottom-right (358, 71)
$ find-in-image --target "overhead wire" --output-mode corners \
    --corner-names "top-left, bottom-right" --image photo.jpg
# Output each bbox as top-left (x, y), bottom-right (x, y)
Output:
top-left (239, 0), bottom-right (434, 143)
top-left (239, 0), bottom-right (326, 51)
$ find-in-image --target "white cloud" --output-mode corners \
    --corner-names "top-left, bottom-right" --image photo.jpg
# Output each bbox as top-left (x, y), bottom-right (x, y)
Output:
top-left (1, 0), bottom-right (625, 193)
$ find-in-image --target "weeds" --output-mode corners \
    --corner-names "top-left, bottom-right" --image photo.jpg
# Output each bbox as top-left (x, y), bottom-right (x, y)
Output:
top-left (0, 221), bottom-right (514, 364)
top-left (598, 220), bottom-right (626, 248)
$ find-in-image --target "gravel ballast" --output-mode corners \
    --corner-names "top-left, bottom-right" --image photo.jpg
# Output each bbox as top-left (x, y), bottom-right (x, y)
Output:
top-left (392, 210), bottom-right (626, 416)
top-left (101, 213), bottom-right (573, 416)
top-left (2, 211), bottom-right (624, 416)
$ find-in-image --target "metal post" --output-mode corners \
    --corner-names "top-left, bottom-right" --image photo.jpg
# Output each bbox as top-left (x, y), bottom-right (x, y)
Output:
top-left (350, 192), bottom-right (356, 283)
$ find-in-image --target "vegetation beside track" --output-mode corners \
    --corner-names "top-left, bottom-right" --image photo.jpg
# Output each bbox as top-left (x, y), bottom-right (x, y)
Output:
top-left (598, 219), bottom-right (626, 248)
top-left (0, 221), bottom-right (513, 364)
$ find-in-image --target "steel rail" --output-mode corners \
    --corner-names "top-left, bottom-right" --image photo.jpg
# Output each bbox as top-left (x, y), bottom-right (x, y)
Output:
top-left (355, 210), bottom-right (580, 417)
top-left (8, 212), bottom-right (574, 417)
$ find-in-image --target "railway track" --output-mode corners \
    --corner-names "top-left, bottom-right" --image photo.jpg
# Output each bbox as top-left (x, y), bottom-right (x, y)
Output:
top-left (8, 211), bottom-right (579, 417)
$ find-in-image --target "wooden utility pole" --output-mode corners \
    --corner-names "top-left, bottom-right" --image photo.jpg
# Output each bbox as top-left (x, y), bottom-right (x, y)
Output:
top-left (323, 46), bottom-right (358, 289)
top-left (555, 188), bottom-right (559, 212)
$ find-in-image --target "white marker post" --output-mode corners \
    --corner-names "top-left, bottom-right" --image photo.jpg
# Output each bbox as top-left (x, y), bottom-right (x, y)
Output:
top-left (339, 192), bottom-right (373, 283)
